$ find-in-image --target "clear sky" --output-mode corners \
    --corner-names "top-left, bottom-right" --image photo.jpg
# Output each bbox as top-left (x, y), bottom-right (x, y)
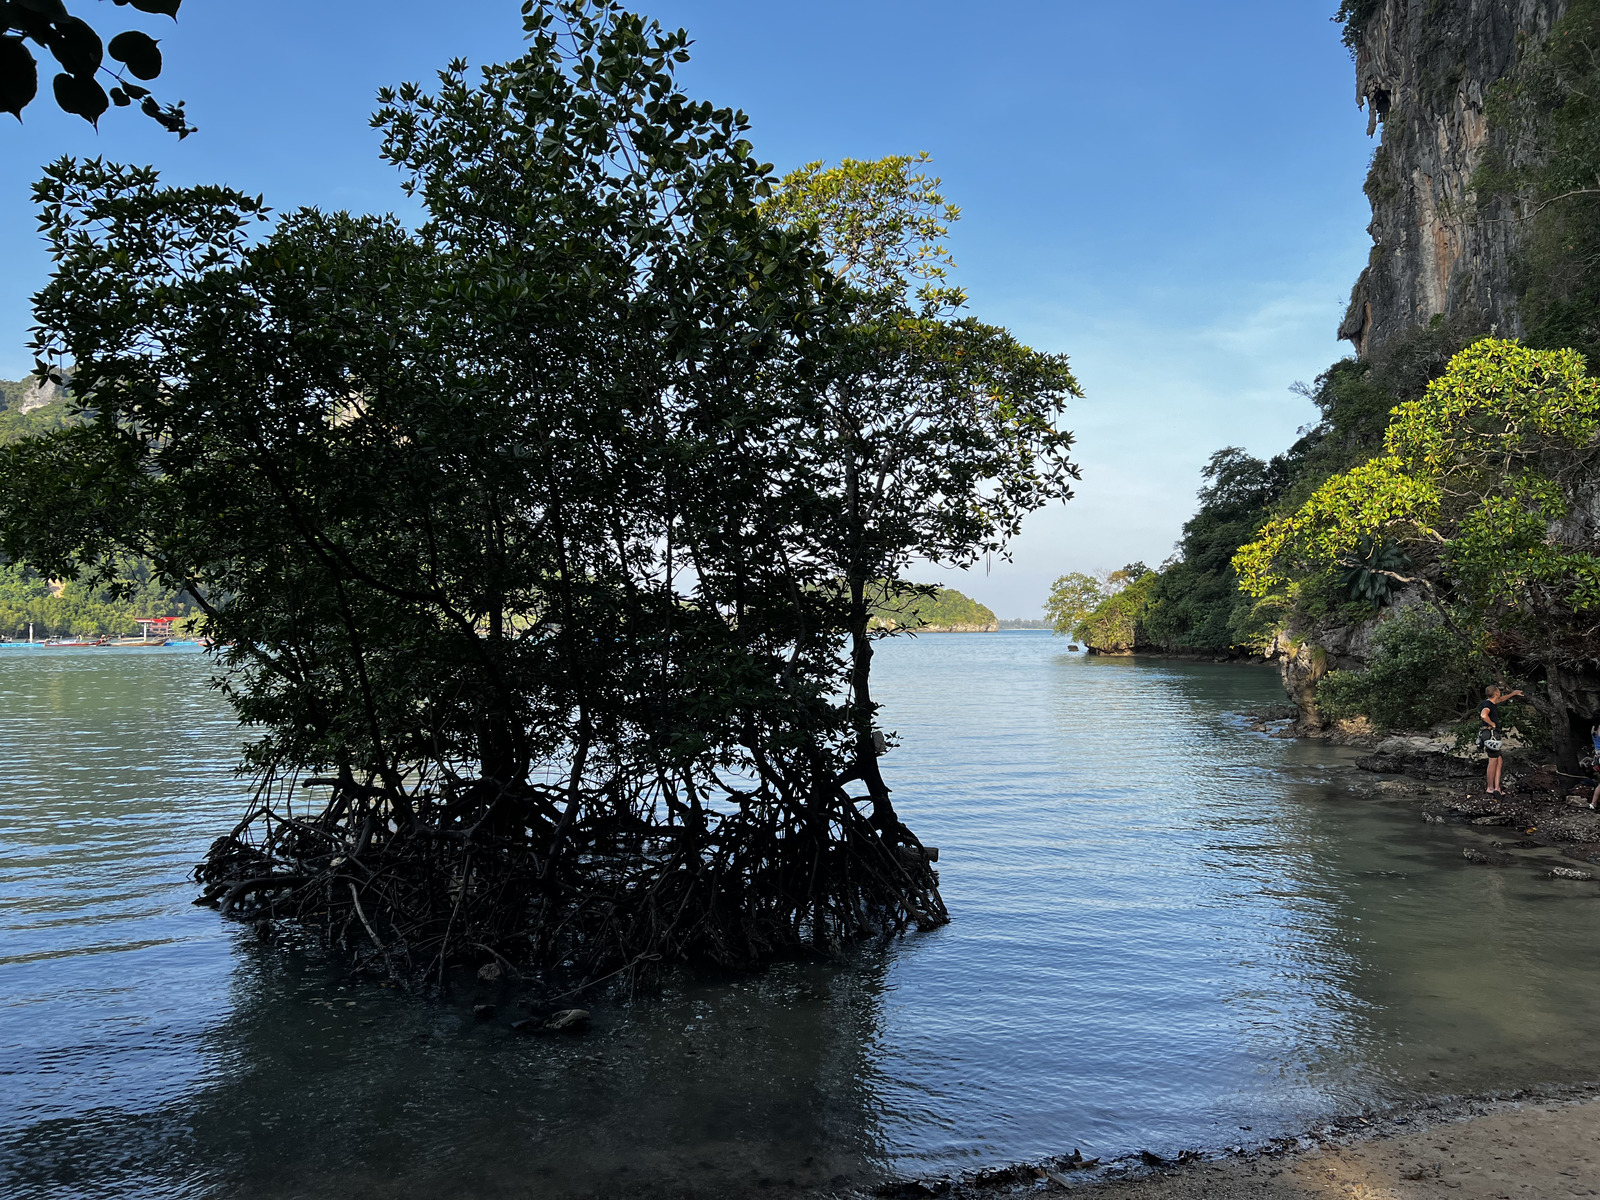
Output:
top-left (0, 1), bottom-right (1375, 618)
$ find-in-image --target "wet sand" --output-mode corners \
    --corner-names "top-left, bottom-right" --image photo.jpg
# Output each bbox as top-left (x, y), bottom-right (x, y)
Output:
top-left (1065, 1095), bottom-right (1600, 1198)
top-left (890, 1090), bottom-right (1600, 1199)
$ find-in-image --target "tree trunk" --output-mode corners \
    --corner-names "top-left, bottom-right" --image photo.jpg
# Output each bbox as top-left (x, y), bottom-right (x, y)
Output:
top-left (848, 576), bottom-right (898, 833)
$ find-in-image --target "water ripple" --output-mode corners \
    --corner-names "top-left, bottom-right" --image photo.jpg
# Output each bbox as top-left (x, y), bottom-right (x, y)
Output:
top-left (4, 637), bottom-right (1600, 1198)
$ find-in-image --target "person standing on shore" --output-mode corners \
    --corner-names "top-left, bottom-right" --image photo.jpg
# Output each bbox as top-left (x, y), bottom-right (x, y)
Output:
top-left (1479, 685), bottom-right (1523, 796)
top-left (1587, 720), bottom-right (1600, 811)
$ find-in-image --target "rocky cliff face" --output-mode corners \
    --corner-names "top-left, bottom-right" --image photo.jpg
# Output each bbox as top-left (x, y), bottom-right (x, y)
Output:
top-left (1338, 0), bottom-right (1565, 359)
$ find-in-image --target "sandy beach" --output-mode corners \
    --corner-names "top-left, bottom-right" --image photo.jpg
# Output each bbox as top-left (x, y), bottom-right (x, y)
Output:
top-left (895, 1090), bottom-right (1600, 1199)
top-left (1079, 1098), bottom-right (1600, 1198)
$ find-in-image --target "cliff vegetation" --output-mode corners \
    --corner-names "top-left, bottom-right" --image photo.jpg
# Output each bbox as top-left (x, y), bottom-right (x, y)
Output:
top-left (1061, 1), bottom-right (1600, 764)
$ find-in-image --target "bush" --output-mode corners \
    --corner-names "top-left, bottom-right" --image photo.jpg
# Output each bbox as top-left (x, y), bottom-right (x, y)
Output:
top-left (1076, 571), bottom-right (1159, 650)
top-left (1316, 607), bottom-right (1493, 730)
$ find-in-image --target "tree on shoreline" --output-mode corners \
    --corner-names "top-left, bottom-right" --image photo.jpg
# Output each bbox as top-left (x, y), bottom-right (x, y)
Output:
top-left (769, 155), bottom-right (1080, 833)
top-left (0, 3), bottom-right (1080, 991)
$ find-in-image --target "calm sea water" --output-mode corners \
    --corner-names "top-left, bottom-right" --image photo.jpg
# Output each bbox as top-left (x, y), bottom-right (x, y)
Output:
top-left (4, 633), bottom-right (1600, 1199)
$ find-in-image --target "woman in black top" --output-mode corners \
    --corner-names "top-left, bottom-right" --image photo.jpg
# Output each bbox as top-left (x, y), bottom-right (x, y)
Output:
top-left (1480, 685), bottom-right (1524, 796)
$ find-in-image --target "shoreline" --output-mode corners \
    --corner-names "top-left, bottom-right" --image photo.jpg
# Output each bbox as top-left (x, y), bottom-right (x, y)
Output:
top-left (863, 1081), bottom-right (1600, 1197)
top-left (855, 724), bottom-right (1600, 1200)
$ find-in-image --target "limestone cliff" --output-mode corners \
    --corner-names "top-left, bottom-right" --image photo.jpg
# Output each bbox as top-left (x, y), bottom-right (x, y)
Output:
top-left (1338, 0), bottom-right (1565, 358)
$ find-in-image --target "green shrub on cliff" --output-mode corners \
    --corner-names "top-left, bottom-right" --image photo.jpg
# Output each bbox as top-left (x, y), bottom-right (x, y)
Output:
top-left (1334, 0), bottom-right (1382, 50)
top-left (1478, 0), bottom-right (1600, 364)
top-left (1239, 338), bottom-right (1599, 754)
top-left (1316, 607), bottom-right (1493, 731)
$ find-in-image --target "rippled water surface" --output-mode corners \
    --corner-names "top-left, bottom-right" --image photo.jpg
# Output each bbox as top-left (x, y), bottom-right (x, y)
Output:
top-left (5, 634), bottom-right (1600, 1199)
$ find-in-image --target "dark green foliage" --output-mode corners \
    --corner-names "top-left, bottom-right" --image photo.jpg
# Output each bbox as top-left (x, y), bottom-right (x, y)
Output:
top-left (1, 0), bottom-right (189, 134)
top-left (1139, 447), bottom-right (1292, 653)
top-left (0, 2), bottom-right (1085, 985)
top-left (1316, 607), bottom-right (1495, 731)
top-left (1337, 536), bottom-right (1411, 606)
top-left (1477, 0), bottom-right (1600, 362)
top-left (0, 380), bottom-right (192, 634)
top-left (1334, 0), bottom-right (1381, 51)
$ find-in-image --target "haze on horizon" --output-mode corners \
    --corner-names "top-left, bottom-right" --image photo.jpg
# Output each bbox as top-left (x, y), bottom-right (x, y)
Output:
top-left (0, 0), bottom-right (1375, 618)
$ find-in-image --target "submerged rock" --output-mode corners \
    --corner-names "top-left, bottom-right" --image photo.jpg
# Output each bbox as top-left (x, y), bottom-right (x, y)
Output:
top-left (1551, 867), bottom-right (1594, 880)
top-left (1356, 751), bottom-right (1475, 781)
top-left (546, 1008), bottom-right (589, 1032)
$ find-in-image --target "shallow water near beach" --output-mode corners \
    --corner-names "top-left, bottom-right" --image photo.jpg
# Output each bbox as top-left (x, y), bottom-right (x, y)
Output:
top-left (4, 632), bottom-right (1600, 1199)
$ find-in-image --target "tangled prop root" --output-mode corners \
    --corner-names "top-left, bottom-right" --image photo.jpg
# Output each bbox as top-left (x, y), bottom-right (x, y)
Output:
top-left (195, 770), bottom-right (948, 990)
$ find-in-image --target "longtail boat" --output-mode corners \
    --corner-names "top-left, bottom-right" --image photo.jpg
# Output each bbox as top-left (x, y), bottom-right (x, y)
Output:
top-left (97, 617), bottom-right (175, 648)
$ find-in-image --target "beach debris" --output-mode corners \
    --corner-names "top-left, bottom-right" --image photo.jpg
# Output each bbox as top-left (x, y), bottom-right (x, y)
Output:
top-left (1045, 1149), bottom-right (1100, 1176)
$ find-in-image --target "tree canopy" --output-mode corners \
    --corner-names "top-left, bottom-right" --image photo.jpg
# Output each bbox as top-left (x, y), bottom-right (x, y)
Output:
top-left (765, 152), bottom-right (1080, 828)
top-left (0, 1), bottom-right (1080, 987)
top-left (1235, 338), bottom-right (1600, 753)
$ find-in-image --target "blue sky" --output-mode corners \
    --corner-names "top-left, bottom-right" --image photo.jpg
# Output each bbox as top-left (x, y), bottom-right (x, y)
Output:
top-left (0, 1), bottom-right (1375, 617)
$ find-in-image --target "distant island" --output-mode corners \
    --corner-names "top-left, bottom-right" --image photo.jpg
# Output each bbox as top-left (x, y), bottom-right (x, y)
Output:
top-left (867, 586), bottom-right (998, 633)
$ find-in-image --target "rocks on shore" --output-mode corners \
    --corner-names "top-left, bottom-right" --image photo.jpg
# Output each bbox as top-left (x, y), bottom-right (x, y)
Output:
top-left (1355, 749), bottom-right (1475, 781)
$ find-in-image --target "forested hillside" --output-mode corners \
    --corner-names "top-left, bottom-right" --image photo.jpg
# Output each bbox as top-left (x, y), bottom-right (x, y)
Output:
top-left (0, 379), bottom-right (193, 637)
top-left (868, 585), bottom-right (997, 631)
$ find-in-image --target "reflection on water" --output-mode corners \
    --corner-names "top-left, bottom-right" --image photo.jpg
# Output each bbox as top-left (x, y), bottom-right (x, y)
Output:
top-left (3, 635), bottom-right (1600, 1198)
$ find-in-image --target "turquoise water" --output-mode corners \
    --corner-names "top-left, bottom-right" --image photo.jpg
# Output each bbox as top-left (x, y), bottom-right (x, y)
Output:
top-left (4, 633), bottom-right (1600, 1198)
